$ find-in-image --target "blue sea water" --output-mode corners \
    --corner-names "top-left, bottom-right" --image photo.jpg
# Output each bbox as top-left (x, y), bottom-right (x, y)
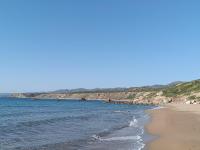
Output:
top-left (0, 98), bottom-right (154, 150)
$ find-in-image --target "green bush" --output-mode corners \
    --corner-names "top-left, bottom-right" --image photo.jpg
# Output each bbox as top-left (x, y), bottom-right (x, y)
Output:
top-left (127, 94), bottom-right (136, 99)
top-left (162, 80), bottom-right (200, 97)
top-left (188, 95), bottom-right (196, 100)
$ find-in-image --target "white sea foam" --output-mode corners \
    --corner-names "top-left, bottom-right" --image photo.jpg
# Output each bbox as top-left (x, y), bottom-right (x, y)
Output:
top-left (129, 117), bottom-right (138, 127)
top-left (136, 140), bottom-right (145, 150)
top-left (92, 134), bottom-right (101, 140)
top-left (92, 125), bottom-right (146, 150)
top-left (100, 135), bottom-right (141, 141)
top-left (150, 106), bottom-right (165, 110)
top-left (92, 114), bottom-right (148, 150)
top-left (139, 127), bottom-right (144, 135)
top-left (113, 110), bottom-right (130, 114)
top-left (100, 135), bottom-right (145, 150)
top-left (113, 110), bottom-right (123, 113)
top-left (92, 134), bottom-right (141, 141)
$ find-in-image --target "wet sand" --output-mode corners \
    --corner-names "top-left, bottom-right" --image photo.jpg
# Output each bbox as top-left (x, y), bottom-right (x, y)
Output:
top-left (146, 104), bottom-right (200, 150)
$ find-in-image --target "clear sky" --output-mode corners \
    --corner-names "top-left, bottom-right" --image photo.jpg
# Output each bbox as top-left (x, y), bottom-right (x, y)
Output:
top-left (1, 0), bottom-right (200, 93)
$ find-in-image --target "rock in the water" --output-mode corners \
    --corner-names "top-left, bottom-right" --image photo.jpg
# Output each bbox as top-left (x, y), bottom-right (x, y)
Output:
top-left (81, 97), bottom-right (86, 101)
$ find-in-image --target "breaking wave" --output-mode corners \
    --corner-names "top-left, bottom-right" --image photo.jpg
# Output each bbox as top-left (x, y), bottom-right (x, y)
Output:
top-left (93, 135), bottom-right (141, 141)
top-left (129, 117), bottom-right (138, 127)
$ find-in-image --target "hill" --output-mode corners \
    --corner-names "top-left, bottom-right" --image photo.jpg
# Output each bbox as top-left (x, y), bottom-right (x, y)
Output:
top-left (12, 80), bottom-right (200, 105)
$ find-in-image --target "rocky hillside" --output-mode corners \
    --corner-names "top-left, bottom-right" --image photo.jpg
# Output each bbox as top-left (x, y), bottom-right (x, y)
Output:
top-left (12, 79), bottom-right (200, 105)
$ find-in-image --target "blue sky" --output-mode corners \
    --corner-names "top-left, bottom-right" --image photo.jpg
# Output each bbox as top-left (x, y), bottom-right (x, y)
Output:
top-left (1, 0), bottom-right (200, 92)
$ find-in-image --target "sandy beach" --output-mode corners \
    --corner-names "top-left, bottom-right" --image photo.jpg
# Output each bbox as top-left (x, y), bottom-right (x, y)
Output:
top-left (146, 104), bottom-right (200, 150)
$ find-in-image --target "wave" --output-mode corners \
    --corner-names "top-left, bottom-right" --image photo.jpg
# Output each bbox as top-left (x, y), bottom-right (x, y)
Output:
top-left (129, 117), bottom-right (138, 127)
top-left (150, 106), bottom-right (165, 110)
top-left (92, 125), bottom-right (128, 139)
top-left (113, 110), bottom-right (131, 114)
top-left (91, 116), bottom-right (145, 150)
top-left (0, 111), bottom-right (66, 118)
top-left (136, 140), bottom-right (145, 150)
top-left (101, 135), bottom-right (141, 141)
top-left (17, 115), bottom-right (92, 127)
top-left (92, 134), bottom-right (141, 141)
top-left (0, 114), bottom-right (95, 130)
top-left (92, 134), bottom-right (145, 150)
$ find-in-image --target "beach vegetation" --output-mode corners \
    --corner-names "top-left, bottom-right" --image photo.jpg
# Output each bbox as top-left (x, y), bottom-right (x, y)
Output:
top-left (162, 80), bottom-right (200, 97)
top-left (146, 92), bottom-right (157, 98)
top-left (127, 94), bottom-right (136, 99)
top-left (188, 95), bottom-right (196, 100)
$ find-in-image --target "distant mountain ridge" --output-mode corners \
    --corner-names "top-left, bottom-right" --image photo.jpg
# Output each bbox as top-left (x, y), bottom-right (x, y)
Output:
top-left (52, 81), bottom-right (184, 94)
top-left (53, 87), bottom-right (129, 94)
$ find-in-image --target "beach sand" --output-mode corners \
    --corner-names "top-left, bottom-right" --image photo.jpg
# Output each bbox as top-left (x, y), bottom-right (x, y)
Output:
top-left (146, 104), bottom-right (200, 150)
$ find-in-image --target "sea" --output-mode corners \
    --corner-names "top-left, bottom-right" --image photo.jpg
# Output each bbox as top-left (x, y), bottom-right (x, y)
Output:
top-left (0, 97), bottom-right (155, 150)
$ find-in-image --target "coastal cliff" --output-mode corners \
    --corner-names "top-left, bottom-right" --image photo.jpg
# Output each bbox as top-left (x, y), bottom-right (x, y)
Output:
top-left (12, 79), bottom-right (200, 105)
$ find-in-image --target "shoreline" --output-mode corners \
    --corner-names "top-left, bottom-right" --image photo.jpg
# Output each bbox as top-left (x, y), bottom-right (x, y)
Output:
top-left (5, 97), bottom-right (200, 149)
top-left (146, 104), bottom-right (200, 150)
top-left (8, 96), bottom-right (158, 106)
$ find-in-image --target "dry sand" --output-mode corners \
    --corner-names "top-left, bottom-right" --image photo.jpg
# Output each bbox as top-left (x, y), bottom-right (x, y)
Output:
top-left (146, 104), bottom-right (200, 150)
